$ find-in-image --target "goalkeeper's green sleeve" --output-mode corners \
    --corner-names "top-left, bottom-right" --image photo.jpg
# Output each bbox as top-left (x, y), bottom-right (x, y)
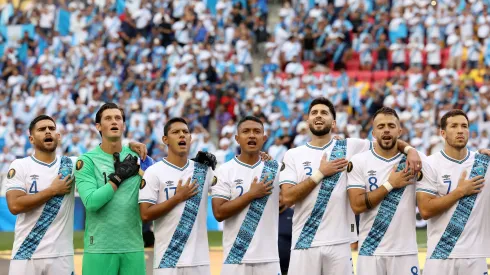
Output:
top-left (75, 155), bottom-right (115, 212)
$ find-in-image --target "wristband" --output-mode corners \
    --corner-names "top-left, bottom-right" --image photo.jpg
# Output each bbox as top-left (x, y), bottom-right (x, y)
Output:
top-left (404, 146), bottom-right (414, 154)
top-left (310, 170), bottom-right (324, 184)
top-left (382, 181), bottom-right (394, 192)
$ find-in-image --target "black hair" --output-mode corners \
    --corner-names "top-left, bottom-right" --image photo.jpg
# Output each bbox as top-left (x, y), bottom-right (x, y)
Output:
top-left (164, 117), bottom-right (188, 136)
top-left (95, 103), bottom-right (126, 124)
top-left (308, 97), bottom-right (336, 120)
top-left (373, 107), bottom-right (400, 121)
top-left (440, 109), bottom-right (469, 130)
top-left (29, 115), bottom-right (56, 135)
top-left (237, 116), bottom-right (263, 130)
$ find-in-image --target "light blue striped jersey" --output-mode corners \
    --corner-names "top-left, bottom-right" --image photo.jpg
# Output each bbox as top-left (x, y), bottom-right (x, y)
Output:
top-left (416, 150), bottom-right (490, 258)
top-left (5, 155), bottom-right (77, 259)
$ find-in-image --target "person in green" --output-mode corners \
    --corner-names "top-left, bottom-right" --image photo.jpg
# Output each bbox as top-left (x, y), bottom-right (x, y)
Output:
top-left (75, 103), bottom-right (150, 275)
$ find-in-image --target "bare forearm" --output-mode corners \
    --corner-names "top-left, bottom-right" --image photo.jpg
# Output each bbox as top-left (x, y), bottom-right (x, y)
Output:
top-left (418, 191), bottom-right (463, 220)
top-left (350, 187), bottom-right (389, 215)
top-left (213, 193), bottom-right (255, 222)
top-left (281, 178), bottom-right (318, 206)
top-left (140, 196), bottom-right (183, 223)
top-left (8, 189), bottom-right (55, 215)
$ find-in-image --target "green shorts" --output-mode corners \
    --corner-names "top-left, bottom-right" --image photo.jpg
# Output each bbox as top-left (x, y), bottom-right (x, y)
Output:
top-left (82, 251), bottom-right (146, 275)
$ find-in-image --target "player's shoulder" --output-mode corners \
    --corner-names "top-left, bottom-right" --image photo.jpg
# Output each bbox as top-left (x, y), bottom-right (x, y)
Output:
top-left (7, 156), bottom-right (30, 174)
top-left (284, 145), bottom-right (307, 158)
top-left (350, 149), bottom-right (371, 163)
top-left (144, 160), bottom-right (166, 175)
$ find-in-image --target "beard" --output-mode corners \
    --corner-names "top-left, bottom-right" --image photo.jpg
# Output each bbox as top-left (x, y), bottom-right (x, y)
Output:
top-left (309, 124), bottom-right (332, 136)
top-left (377, 137), bottom-right (397, 150)
top-left (447, 137), bottom-right (468, 149)
top-left (36, 139), bottom-right (58, 153)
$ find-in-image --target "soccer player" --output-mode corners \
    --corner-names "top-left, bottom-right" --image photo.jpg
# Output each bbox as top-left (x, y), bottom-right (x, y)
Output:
top-left (6, 115), bottom-right (76, 275)
top-left (139, 117), bottom-right (217, 275)
top-left (75, 103), bottom-right (152, 275)
top-left (279, 97), bottom-right (421, 275)
top-left (211, 116), bottom-right (281, 275)
top-left (346, 107), bottom-right (420, 275)
top-left (416, 109), bottom-right (490, 275)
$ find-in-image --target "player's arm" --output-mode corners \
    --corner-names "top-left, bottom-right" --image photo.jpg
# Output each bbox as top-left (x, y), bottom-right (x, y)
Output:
top-left (281, 152), bottom-right (348, 206)
top-left (7, 175), bottom-right (73, 215)
top-left (417, 170), bottom-right (484, 220)
top-left (396, 140), bottom-right (421, 174)
top-left (139, 178), bottom-right (198, 223)
top-left (347, 160), bottom-right (412, 214)
top-left (212, 176), bottom-right (273, 222)
top-left (74, 156), bottom-right (117, 212)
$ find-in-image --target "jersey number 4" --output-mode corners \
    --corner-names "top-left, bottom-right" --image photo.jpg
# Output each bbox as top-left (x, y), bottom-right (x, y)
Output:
top-left (29, 181), bottom-right (38, 194)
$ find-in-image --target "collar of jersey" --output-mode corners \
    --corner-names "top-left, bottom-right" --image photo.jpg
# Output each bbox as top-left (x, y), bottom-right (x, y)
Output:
top-left (306, 139), bottom-right (334, 151)
top-left (370, 148), bottom-right (402, 162)
top-left (162, 158), bottom-right (189, 171)
top-left (440, 149), bottom-right (470, 164)
top-left (30, 155), bottom-right (58, 167)
top-left (233, 156), bottom-right (261, 169)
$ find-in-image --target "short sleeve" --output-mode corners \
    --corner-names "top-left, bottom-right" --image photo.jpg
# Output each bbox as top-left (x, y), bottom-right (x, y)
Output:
top-left (211, 166), bottom-right (231, 200)
top-left (139, 167), bottom-right (160, 204)
top-left (5, 160), bottom-right (27, 193)
top-left (347, 138), bottom-right (372, 156)
top-left (346, 155), bottom-right (366, 190)
top-left (279, 150), bottom-right (298, 186)
top-left (416, 158), bottom-right (438, 196)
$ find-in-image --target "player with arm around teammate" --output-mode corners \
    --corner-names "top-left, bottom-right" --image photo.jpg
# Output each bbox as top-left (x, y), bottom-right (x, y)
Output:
top-left (139, 117), bottom-right (217, 275)
top-left (211, 116), bottom-right (282, 275)
top-left (417, 109), bottom-right (490, 275)
top-left (279, 97), bottom-right (421, 275)
top-left (346, 107), bottom-right (421, 275)
top-left (74, 103), bottom-right (154, 275)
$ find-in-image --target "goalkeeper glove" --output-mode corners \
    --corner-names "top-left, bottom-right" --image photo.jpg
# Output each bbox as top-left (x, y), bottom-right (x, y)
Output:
top-left (108, 153), bottom-right (140, 187)
top-left (192, 151), bottom-right (217, 170)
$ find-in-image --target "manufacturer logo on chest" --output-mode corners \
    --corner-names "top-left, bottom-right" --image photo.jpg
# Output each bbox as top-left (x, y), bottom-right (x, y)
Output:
top-left (234, 179), bottom-right (243, 185)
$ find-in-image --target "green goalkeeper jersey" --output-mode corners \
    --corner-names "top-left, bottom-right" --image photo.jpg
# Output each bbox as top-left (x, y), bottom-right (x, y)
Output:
top-left (74, 145), bottom-right (143, 253)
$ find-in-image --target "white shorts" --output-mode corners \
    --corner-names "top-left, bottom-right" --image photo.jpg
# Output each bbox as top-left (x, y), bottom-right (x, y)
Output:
top-left (9, 255), bottom-right (74, 275)
top-left (288, 243), bottom-right (353, 275)
top-left (153, 265), bottom-right (210, 275)
top-left (221, 261), bottom-right (281, 275)
top-left (423, 258), bottom-right (487, 275)
top-left (356, 255), bottom-right (419, 275)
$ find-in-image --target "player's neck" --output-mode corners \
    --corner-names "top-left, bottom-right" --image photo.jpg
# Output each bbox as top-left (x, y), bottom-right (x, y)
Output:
top-left (33, 151), bottom-right (56, 164)
top-left (373, 144), bottom-right (399, 159)
top-left (100, 140), bottom-right (122, 155)
top-left (443, 145), bottom-right (468, 161)
top-left (309, 134), bottom-right (332, 147)
top-left (166, 153), bottom-right (188, 168)
top-left (237, 152), bottom-right (261, 166)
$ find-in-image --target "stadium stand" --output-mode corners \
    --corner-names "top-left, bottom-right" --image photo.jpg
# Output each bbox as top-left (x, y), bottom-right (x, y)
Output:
top-left (0, 0), bottom-right (489, 174)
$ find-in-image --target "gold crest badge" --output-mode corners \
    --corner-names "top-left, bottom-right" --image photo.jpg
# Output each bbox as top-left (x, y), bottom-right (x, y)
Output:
top-left (7, 169), bottom-right (15, 179)
top-left (76, 160), bottom-right (84, 171)
top-left (347, 161), bottom-right (353, 173)
top-left (140, 179), bottom-right (146, 189)
top-left (212, 176), bottom-right (218, 186)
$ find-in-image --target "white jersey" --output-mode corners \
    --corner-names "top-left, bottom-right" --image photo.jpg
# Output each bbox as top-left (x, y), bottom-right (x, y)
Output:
top-left (5, 155), bottom-right (76, 259)
top-left (416, 150), bottom-right (490, 258)
top-left (279, 138), bottom-right (372, 249)
top-left (346, 149), bottom-right (418, 256)
top-left (211, 157), bottom-right (280, 264)
top-left (139, 159), bottom-right (213, 268)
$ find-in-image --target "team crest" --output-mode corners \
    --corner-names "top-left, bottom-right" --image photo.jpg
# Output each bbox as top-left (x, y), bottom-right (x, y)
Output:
top-left (347, 162), bottom-right (353, 173)
top-left (140, 179), bottom-right (146, 189)
top-left (212, 176), bottom-right (218, 186)
top-left (7, 169), bottom-right (15, 179)
top-left (76, 160), bottom-right (84, 170)
top-left (280, 162), bottom-right (285, 171)
top-left (416, 171), bottom-right (423, 181)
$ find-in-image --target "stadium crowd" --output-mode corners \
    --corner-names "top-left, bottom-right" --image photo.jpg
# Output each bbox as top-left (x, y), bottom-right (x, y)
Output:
top-left (1, 0), bottom-right (490, 173)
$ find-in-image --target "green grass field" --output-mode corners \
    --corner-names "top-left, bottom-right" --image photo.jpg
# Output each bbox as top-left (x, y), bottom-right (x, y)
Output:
top-left (0, 229), bottom-right (427, 251)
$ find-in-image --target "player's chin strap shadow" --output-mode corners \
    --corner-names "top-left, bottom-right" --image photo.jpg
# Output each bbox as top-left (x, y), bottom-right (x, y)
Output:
top-left (192, 151), bottom-right (217, 170)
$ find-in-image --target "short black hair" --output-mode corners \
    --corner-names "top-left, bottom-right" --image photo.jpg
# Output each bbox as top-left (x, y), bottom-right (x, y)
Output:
top-left (95, 103), bottom-right (126, 124)
top-left (373, 107), bottom-right (400, 121)
top-left (308, 97), bottom-right (336, 120)
top-left (164, 117), bottom-right (188, 136)
top-left (440, 109), bottom-right (469, 130)
top-left (237, 116), bottom-right (263, 130)
top-left (29, 115), bottom-right (56, 135)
